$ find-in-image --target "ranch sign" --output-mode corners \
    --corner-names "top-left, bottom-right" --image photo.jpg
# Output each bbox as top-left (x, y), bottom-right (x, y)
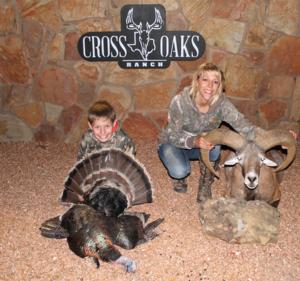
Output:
top-left (77, 4), bottom-right (206, 69)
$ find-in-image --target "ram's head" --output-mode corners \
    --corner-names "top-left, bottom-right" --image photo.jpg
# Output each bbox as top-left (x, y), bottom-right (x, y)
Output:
top-left (200, 127), bottom-right (296, 189)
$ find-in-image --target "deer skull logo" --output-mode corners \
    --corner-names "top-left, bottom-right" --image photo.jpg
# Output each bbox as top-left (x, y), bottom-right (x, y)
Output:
top-left (77, 4), bottom-right (206, 69)
top-left (126, 8), bottom-right (163, 60)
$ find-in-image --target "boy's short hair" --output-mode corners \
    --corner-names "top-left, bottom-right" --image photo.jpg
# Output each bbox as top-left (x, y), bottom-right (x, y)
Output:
top-left (88, 100), bottom-right (116, 125)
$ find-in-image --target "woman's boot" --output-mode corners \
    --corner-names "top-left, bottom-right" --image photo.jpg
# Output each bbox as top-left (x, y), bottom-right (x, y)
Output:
top-left (197, 160), bottom-right (215, 203)
top-left (173, 178), bottom-right (188, 193)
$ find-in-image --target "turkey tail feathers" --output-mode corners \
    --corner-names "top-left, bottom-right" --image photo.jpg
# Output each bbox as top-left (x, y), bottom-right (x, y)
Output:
top-left (39, 216), bottom-right (69, 239)
top-left (144, 218), bottom-right (164, 241)
top-left (60, 149), bottom-right (153, 209)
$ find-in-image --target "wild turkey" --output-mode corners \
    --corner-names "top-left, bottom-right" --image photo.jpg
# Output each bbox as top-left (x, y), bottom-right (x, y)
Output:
top-left (40, 149), bottom-right (163, 271)
top-left (40, 204), bottom-right (163, 272)
top-left (60, 148), bottom-right (153, 216)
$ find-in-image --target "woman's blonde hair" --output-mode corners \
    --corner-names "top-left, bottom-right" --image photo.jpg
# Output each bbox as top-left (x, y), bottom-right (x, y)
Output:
top-left (190, 62), bottom-right (225, 105)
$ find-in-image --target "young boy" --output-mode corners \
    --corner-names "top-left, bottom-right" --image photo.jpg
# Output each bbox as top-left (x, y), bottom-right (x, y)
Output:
top-left (77, 100), bottom-right (136, 160)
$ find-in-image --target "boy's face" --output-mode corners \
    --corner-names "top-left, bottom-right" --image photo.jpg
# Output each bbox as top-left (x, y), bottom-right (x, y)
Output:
top-left (89, 117), bottom-right (116, 143)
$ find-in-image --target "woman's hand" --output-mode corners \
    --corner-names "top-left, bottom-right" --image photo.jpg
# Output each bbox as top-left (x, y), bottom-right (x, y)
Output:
top-left (193, 136), bottom-right (214, 150)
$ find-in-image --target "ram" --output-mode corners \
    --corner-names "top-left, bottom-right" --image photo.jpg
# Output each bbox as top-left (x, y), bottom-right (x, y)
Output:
top-left (200, 127), bottom-right (296, 207)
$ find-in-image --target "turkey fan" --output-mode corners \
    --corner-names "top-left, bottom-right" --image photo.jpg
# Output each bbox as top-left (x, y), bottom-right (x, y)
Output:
top-left (60, 148), bottom-right (153, 216)
top-left (40, 204), bottom-right (164, 272)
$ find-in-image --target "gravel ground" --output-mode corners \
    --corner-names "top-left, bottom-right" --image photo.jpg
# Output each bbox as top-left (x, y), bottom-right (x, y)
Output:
top-left (1, 140), bottom-right (299, 281)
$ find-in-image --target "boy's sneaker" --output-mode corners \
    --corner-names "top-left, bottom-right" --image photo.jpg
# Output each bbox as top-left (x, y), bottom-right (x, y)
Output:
top-left (173, 178), bottom-right (188, 193)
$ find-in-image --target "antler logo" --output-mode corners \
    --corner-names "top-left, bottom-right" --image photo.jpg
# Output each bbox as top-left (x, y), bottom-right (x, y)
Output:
top-left (126, 8), bottom-right (163, 60)
top-left (77, 4), bottom-right (206, 69)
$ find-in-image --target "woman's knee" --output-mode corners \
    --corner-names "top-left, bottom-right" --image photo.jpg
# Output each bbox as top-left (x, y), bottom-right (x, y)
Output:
top-left (158, 144), bottom-right (190, 178)
top-left (168, 166), bottom-right (190, 179)
top-left (158, 144), bottom-right (179, 163)
top-left (209, 145), bottom-right (221, 162)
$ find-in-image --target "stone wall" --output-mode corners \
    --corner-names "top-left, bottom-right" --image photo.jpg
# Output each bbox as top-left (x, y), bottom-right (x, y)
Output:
top-left (0, 0), bottom-right (299, 143)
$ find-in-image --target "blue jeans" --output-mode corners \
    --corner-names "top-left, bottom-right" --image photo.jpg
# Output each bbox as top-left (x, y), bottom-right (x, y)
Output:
top-left (157, 143), bottom-right (221, 179)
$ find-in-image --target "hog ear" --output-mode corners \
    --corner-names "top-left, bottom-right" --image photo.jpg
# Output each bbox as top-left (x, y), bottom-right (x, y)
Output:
top-left (224, 156), bottom-right (240, 166)
top-left (262, 157), bottom-right (277, 167)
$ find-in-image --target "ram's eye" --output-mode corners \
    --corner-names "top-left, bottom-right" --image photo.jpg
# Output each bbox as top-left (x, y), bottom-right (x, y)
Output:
top-left (237, 156), bottom-right (242, 161)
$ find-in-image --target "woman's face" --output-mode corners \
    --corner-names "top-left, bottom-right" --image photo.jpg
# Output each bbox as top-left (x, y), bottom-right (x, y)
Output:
top-left (197, 70), bottom-right (220, 103)
top-left (89, 117), bottom-right (115, 142)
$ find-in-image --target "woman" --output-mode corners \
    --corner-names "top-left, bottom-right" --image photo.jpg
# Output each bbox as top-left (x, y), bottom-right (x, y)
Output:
top-left (158, 62), bottom-right (256, 203)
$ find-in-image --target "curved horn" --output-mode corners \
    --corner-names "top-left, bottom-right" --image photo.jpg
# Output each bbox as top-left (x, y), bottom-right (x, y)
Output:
top-left (200, 127), bottom-right (246, 178)
top-left (254, 128), bottom-right (297, 172)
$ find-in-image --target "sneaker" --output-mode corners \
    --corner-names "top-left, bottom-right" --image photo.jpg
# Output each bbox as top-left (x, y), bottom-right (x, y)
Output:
top-left (173, 178), bottom-right (188, 193)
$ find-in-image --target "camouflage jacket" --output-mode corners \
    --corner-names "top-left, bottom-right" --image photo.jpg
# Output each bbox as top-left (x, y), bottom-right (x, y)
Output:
top-left (159, 87), bottom-right (255, 149)
top-left (77, 124), bottom-right (136, 160)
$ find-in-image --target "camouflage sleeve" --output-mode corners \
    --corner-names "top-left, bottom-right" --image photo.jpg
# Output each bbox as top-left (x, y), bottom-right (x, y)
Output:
top-left (221, 99), bottom-right (256, 140)
top-left (77, 137), bottom-right (86, 161)
top-left (165, 96), bottom-right (197, 148)
top-left (77, 132), bottom-right (90, 161)
top-left (120, 130), bottom-right (136, 155)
